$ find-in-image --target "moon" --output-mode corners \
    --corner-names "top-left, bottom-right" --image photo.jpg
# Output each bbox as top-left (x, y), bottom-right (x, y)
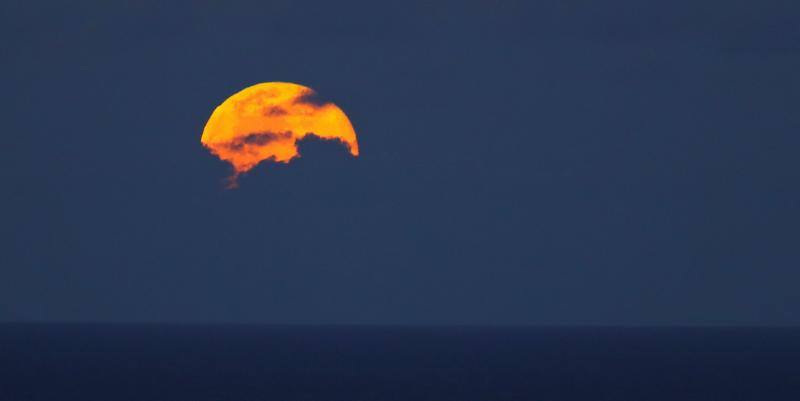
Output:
top-left (201, 82), bottom-right (359, 187)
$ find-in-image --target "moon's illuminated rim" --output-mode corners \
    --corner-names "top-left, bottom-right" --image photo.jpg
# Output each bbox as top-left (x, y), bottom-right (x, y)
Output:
top-left (201, 82), bottom-right (359, 177)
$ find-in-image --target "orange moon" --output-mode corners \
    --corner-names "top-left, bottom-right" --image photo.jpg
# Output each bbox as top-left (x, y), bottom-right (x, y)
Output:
top-left (201, 82), bottom-right (359, 187)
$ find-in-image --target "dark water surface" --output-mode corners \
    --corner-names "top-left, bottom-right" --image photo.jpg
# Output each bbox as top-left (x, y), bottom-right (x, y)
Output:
top-left (1, 325), bottom-right (798, 400)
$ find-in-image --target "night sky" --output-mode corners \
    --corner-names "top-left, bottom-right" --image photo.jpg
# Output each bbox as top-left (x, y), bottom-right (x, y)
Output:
top-left (2, 0), bottom-right (799, 325)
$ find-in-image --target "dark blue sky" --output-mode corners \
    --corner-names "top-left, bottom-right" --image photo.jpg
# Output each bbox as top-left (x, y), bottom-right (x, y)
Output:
top-left (2, 0), bottom-right (799, 324)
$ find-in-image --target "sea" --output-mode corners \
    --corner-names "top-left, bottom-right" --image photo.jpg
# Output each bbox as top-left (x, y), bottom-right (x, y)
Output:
top-left (1, 324), bottom-right (798, 401)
